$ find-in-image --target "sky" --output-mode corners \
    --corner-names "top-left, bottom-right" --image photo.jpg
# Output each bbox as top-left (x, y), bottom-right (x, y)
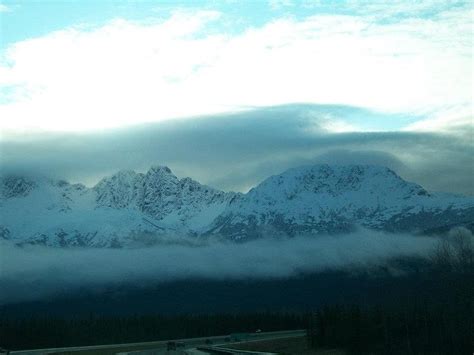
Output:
top-left (0, 0), bottom-right (473, 194)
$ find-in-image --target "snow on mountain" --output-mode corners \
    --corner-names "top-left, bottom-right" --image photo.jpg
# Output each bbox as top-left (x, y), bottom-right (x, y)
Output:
top-left (206, 165), bottom-right (474, 241)
top-left (94, 165), bottom-right (236, 231)
top-left (1, 176), bottom-right (37, 199)
top-left (0, 164), bottom-right (472, 247)
top-left (0, 166), bottom-right (235, 247)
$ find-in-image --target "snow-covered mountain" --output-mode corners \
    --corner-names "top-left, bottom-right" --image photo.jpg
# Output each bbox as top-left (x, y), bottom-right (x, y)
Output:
top-left (0, 166), bottom-right (236, 247)
top-left (1, 164), bottom-right (473, 247)
top-left (206, 165), bottom-right (474, 241)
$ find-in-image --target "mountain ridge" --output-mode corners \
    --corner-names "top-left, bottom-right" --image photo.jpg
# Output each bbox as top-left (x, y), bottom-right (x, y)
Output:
top-left (206, 164), bottom-right (473, 240)
top-left (1, 164), bottom-right (472, 247)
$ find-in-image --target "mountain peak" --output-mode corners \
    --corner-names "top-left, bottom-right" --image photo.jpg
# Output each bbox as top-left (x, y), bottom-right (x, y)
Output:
top-left (260, 163), bottom-right (429, 200)
top-left (285, 164), bottom-right (398, 177)
top-left (208, 163), bottom-right (456, 240)
top-left (147, 165), bottom-right (174, 176)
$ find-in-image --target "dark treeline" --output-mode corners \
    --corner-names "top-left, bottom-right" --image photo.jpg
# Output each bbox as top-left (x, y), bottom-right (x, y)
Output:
top-left (308, 302), bottom-right (472, 354)
top-left (308, 230), bottom-right (474, 355)
top-left (0, 312), bottom-right (305, 350)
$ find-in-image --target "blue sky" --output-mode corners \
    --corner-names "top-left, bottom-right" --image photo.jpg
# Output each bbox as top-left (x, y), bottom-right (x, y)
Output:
top-left (0, 0), bottom-right (468, 44)
top-left (2, 1), bottom-right (469, 49)
top-left (0, 0), bottom-right (369, 48)
top-left (0, 1), bottom-right (293, 49)
top-left (0, 0), bottom-right (472, 134)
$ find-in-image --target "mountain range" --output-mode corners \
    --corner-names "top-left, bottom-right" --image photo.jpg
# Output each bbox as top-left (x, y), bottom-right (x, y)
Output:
top-left (1, 164), bottom-right (473, 247)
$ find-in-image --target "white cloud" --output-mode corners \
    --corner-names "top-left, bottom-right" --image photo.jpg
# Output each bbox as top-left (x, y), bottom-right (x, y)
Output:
top-left (346, 0), bottom-right (458, 18)
top-left (268, 0), bottom-right (294, 11)
top-left (403, 105), bottom-right (473, 133)
top-left (0, 3), bottom-right (10, 12)
top-left (0, 6), bottom-right (472, 133)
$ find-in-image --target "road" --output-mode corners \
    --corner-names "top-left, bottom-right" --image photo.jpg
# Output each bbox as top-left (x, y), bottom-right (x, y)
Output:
top-left (10, 329), bottom-right (305, 355)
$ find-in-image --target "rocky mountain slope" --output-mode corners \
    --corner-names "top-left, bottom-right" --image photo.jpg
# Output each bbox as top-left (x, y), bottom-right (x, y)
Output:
top-left (206, 165), bottom-right (473, 241)
top-left (0, 166), bottom-right (235, 247)
top-left (1, 164), bottom-right (472, 247)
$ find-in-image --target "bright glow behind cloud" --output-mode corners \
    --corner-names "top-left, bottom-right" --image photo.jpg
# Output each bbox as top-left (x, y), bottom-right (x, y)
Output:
top-left (0, 6), bottom-right (472, 133)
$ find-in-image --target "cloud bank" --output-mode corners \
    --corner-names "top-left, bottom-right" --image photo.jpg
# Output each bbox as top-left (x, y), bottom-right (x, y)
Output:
top-left (0, 230), bottom-right (437, 305)
top-left (1, 105), bottom-right (472, 195)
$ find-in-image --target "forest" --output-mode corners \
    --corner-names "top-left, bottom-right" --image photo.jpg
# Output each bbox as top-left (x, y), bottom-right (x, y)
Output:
top-left (307, 231), bottom-right (474, 354)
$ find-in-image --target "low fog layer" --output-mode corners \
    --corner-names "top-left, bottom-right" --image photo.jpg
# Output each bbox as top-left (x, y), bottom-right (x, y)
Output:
top-left (0, 230), bottom-right (439, 305)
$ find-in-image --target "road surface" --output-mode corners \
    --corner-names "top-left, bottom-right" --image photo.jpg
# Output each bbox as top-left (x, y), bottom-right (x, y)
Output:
top-left (10, 329), bottom-right (305, 354)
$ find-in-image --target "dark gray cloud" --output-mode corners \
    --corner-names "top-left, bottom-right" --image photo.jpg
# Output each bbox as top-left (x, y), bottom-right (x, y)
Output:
top-left (1, 104), bottom-right (472, 195)
top-left (0, 229), bottom-right (438, 305)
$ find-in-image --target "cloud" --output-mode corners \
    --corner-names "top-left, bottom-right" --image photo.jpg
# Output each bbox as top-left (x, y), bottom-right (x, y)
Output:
top-left (0, 229), bottom-right (438, 305)
top-left (404, 105), bottom-right (473, 135)
top-left (1, 104), bottom-right (472, 195)
top-left (268, 0), bottom-right (294, 11)
top-left (346, 0), bottom-right (470, 19)
top-left (0, 5), bottom-right (472, 133)
top-left (0, 3), bottom-right (10, 12)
